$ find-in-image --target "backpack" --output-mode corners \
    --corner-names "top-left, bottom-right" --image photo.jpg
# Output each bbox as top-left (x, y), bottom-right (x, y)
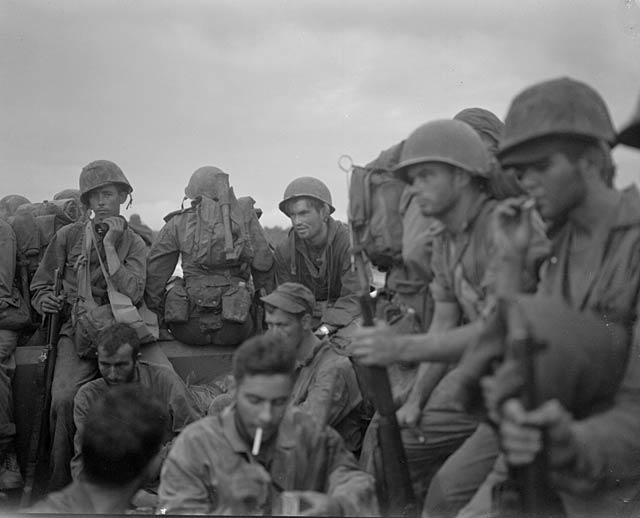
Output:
top-left (11, 198), bottom-right (81, 280)
top-left (186, 191), bottom-right (255, 270)
top-left (348, 142), bottom-right (406, 270)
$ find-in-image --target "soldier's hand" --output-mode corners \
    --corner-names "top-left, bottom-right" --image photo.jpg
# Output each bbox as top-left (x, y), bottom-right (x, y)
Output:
top-left (481, 360), bottom-right (523, 423)
top-left (40, 293), bottom-right (64, 314)
top-left (291, 491), bottom-right (341, 516)
top-left (228, 462), bottom-right (271, 514)
top-left (500, 398), bottom-right (577, 468)
top-left (396, 400), bottom-right (422, 429)
top-left (347, 322), bottom-right (398, 366)
top-left (102, 216), bottom-right (126, 247)
top-left (492, 197), bottom-right (535, 259)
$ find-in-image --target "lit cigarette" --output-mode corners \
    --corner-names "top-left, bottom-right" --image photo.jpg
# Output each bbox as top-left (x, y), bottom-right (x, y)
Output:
top-left (252, 427), bottom-right (263, 456)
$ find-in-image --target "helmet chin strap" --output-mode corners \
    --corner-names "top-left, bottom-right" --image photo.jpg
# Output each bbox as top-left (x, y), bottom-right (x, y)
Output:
top-left (125, 193), bottom-right (133, 210)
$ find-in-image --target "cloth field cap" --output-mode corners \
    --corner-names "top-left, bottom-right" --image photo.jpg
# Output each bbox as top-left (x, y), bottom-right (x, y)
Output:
top-left (261, 282), bottom-right (315, 315)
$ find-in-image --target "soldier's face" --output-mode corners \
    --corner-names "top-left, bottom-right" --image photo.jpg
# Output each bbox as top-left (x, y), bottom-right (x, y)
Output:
top-left (265, 308), bottom-right (307, 350)
top-left (98, 343), bottom-right (137, 385)
top-left (508, 151), bottom-right (585, 221)
top-left (287, 199), bottom-right (326, 241)
top-left (407, 163), bottom-right (460, 219)
top-left (87, 183), bottom-right (126, 222)
top-left (235, 373), bottom-right (293, 443)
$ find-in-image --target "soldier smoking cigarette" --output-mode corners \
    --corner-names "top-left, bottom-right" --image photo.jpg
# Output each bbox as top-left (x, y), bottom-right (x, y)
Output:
top-left (252, 427), bottom-right (263, 456)
top-left (521, 198), bottom-right (536, 210)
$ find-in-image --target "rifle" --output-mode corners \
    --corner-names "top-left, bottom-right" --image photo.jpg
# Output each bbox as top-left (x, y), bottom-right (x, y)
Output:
top-left (214, 172), bottom-right (237, 261)
top-left (20, 267), bottom-right (63, 507)
top-left (491, 299), bottom-right (561, 517)
top-left (340, 155), bottom-right (417, 517)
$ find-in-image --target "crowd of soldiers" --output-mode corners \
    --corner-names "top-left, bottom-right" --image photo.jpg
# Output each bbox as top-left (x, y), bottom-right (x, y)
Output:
top-left (0, 74), bottom-right (638, 517)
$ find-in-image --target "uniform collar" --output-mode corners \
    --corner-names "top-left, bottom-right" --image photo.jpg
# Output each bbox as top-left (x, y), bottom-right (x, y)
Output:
top-left (611, 185), bottom-right (640, 229)
top-left (459, 192), bottom-right (492, 233)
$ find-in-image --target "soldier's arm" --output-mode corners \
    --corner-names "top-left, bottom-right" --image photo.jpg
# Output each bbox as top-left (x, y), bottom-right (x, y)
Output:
top-left (70, 385), bottom-right (93, 481)
top-left (323, 426), bottom-right (379, 516)
top-left (107, 232), bottom-right (147, 304)
top-left (30, 228), bottom-right (66, 314)
top-left (158, 366), bottom-right (201, 433)
top-left (247, 210), bottom-right (275, 293)
top-left (145, 221), bottom-right (180, 313)
top-left (274, 238), bottom-right (296, 285)
top-left (158, 428), bottom-right (219, 515)
top-left (0, 222), bottom-right (16, 302)
top-left (298, 359), bottom-right (358, 428)
top-left (320, 231), bottom-right (361, 329)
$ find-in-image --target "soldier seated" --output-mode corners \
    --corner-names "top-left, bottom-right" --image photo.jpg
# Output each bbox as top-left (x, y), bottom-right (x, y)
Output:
top-left (145, 166), bottom-right (274, 346)
top-left (261, 282), bottom-right (366, 453)
top-left (158, 333), bottom-right (377, 516)
top-left (71, 323), bottom-right (199, 507)
top-left (27, 385), bottom-right (167, 514)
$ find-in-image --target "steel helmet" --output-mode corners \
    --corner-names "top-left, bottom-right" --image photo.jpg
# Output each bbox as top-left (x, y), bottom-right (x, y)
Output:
top-left (453, 108), bottom-right (504, 147)
top-left (499, 77), bottom-right (616, 159)
top-left (0, 194), bottom-right (31, 217)
top-left (279, 177), bottom-right (335, 215)
top-left (618, 93), bottom-right (640, 149)
top-left (185, 166), bottom-right (228, 199)
top-left (79, 160), bottom-right (132, 205)
top-left (393, 119), bottom-right (491, 182)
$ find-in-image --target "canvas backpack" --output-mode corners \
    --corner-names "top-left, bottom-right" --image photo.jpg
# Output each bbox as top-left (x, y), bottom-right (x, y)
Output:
top-left (348, 142), bottom-right (406, 270)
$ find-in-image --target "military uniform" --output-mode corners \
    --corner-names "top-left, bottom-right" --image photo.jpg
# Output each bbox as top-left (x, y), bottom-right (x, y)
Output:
top-left (274, 217), bottom-right (361, 334)
top-left (71, 361), bottom-right (199, 480)
top-left (26, 481), bottom-right (98, 514)
top-left (158, 405), bottom-right (378, 515)
top-left (0, 219), bottom-right (20, 487)
top-left (30, 219), bottom-right (150, 490)
top-left (290, 338), bottom-right (365, 452)
top-left (146, 193), bottom-right (274, 346)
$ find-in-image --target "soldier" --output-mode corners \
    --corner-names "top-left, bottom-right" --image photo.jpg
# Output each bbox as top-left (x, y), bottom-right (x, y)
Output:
top-left (261, 282), bottom-right (365, 452)
top-left (145, 166), bottom-right (275, 346)
top-left (27, 385), bottom-right (167, 514)
top-left (158, 333), bottom-right (377, 515)
top-left (466, 77), bottom-right (640, 518)
top-left (127, 214), bottom-right (154, 248)
top-left (0, 195), bottom-right (30, 222)
top-left (30, 160), bottom-right (160, 491)
top-left (71, 323), bottom-right (199, 507)
top-left (348, 119), bottom-right (548, 501)
top-left (0, 218), bottom-right (24, 492)
top-left (275, 177), bottom-right (361, 343)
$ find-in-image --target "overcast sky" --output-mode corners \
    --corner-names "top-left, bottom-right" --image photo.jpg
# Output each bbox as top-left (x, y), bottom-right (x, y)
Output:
top-left (2, 0), bottom-right (640, 229)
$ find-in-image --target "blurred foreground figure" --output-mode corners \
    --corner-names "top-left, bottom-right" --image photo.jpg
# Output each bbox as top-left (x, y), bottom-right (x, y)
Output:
top-left (158, 333), bottom-right (377, 516)
top-left (464, 77), bottom-right (640, 518)
top-left (27, 385), bottom-right (167, 514)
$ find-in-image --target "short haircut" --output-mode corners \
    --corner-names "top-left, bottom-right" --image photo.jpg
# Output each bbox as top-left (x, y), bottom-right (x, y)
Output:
top-left (95, 323), bottom-right (140, 358)
top-left (233, 334), bottom-right (296, 383)
top-left (285, 196), bottom-right (326, 216)
top-left (82, 385), bottom-right (167, 486)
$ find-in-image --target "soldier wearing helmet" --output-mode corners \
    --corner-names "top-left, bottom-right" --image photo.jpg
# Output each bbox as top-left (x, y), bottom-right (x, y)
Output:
top-left (0, 194), bottom-right (30, 222)
top-left (458, 78), bottom-right (640, 518)
top-left (348, 117), bottom-right (549, 503)
top-left (30, 159), bottom-right (167, 491)
top-left (275, 176), bottom-right (361, 341)
top-left (145, 166), bottom-right (274, 346)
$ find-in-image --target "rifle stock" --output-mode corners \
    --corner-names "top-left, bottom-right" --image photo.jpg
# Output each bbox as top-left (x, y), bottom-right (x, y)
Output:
top-left (352, 251), bottom-right (417, 517)
top-left (20, 268), bottom-right (63, 507)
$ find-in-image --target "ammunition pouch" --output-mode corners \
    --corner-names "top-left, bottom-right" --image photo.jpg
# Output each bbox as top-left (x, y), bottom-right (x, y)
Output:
top-left (170, 274), bottom-right (253, 335)
top-left (164, 278), bottom-right (189, 324)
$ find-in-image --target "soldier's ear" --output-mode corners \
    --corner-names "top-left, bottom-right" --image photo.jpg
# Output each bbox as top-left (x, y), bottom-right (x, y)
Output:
top-left (117, 190), bottom-right (128, 205)
top-left (301, 313), bottom-right (313, 330)
top-left (320, 204), bottom-right (330, 222)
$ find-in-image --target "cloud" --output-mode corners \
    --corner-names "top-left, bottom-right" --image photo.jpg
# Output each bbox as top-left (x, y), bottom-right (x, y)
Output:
top-left (1, 0), bottom-right (638, 231)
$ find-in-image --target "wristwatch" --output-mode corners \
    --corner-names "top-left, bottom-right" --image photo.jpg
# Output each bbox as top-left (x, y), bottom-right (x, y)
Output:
top-left (316, 324), bottom-right (331, 337)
